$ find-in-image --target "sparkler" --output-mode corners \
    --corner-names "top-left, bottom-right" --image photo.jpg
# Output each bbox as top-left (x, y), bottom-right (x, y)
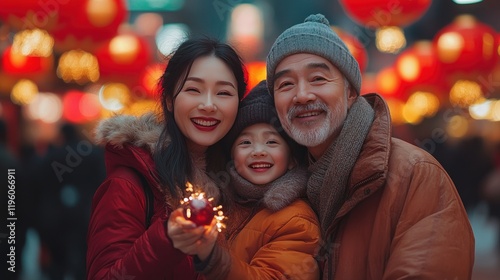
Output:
top-left (181, 182), bottom-right (226, 232)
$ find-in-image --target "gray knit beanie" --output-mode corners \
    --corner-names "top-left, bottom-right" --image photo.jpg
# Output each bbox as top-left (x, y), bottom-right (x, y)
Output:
top-left (266, 13), bottom-right (361, 95)
top-left (226, 80), bottom-right (294, 150)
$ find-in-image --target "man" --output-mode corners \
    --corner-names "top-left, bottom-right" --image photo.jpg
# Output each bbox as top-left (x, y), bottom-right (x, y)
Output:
top-left (266, 14), bottom-right (474, 279)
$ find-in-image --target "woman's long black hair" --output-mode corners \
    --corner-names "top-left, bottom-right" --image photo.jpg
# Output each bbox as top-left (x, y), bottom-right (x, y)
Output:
top-left (154, 37), bottom-right (247, 199)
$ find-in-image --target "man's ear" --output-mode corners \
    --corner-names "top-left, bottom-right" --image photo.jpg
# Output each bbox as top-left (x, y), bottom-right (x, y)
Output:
top-left (347, 88), bottom-right (357, 107)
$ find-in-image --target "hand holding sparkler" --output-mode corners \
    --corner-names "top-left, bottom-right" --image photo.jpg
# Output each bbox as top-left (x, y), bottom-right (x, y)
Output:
top-left (180, 182), bottom-right (225, 231)
top-left (167, 182), bottom-right (226, 261)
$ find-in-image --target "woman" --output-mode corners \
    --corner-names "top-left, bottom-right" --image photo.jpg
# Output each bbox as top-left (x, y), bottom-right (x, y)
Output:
top-left (86, 37), bottom-right (247, 280)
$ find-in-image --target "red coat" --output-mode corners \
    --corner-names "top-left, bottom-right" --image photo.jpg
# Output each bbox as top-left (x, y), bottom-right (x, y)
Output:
top-left (86, 114), bottom-right (201, 280)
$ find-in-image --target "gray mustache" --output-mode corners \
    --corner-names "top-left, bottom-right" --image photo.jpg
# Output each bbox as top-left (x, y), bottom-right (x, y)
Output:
top-left (287, 102), bottom-right (328, 120)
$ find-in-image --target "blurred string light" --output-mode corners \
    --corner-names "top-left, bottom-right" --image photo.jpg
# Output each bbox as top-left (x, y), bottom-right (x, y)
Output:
top-left (57, 50), bottom-right (100, 84)
top-left (155, 23), bottom-right (189, 56)
top-left (98, 83), bottom-right (130, 111)
top-left (11, 79), bottom-right (38, 105)
top-left (449, 80), bottom-right (484, 107)
top-left (436, 31), bottom-right (464, 63)
top-left (385, 99), bottom-right (405, 125)
top-left (402, 91), bottom-right (440, 125)
top-left (375, 26), bottom-right (406, 54)
top-left (86, 0), bottom-right (119, 27)
top-left (12, 28), bottom-right (53, 57)
top-left (25, 93), bottom-right (63, 123)
top-left (469, 99), bottom-right (492, 120)
top-left (80, 93), bottom-right (101, 120)
top-left (402, 101), bottom-right (423, 124)
top-left (491, 101), bottom-right (500, 122)
top-left (126, 0), bottom-right (184, 11)
top-left (110, 34), bottom-right (141, 64)
top-left (125, 99), bottom-right (159, 116)
top-left (469, 99), bottom-right (500, 121)
top-left (453, 0), bottom-right (483, 4)
top-left (228, 3), bottom-right (264, 61)
top-left (141, 63), bottom-right (166, 97)
top-left (61, 184), bottom-right (79, 208)
top-left (406, 91), bottom-right (440, 118)
top-left (446, 115), bottom-right (469, 138)
top-left (375, 67), bottom-right (401, 98)
top-left (134, 13), bottom-right (163, 37)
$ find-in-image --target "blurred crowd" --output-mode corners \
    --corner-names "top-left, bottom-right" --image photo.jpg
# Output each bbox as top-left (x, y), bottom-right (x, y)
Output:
top-left (1, 119), bottom-right (105, 280)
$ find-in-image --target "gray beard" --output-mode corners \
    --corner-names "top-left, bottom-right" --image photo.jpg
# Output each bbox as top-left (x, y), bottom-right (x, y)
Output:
top-left (285, 101), bottom-right (347, 148)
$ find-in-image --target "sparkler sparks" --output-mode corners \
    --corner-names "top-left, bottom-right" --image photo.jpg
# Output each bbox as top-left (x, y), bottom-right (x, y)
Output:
top-left (181, 182), bottom-right (226, 232)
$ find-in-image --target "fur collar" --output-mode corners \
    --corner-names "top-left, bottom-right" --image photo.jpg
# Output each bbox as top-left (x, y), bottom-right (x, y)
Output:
top-left (94, 113), bottom-right (221, 204)
top-left (94, 113), bottom-right (164, 152)
top-left (228, 164), bottom-right (308, 212)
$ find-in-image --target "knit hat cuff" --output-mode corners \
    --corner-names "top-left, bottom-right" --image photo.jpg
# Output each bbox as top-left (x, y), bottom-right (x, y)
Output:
top-left (266, 14), bottom-right (362, 97)
top-left (267, 33), bottom-right (361, 96)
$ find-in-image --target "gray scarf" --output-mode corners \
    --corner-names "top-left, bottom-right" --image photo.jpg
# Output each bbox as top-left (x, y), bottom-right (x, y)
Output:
top-left (228, 163), bottom-right (308, 212)
top-left (307, 97), bottom-right (375, 238)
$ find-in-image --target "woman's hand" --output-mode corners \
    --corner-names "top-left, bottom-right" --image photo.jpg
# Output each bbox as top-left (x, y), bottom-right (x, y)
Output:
top-left (167, 208), bottom-right (218, 261)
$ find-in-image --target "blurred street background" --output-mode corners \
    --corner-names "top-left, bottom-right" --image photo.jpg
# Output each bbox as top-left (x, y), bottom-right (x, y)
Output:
top-left (0, 0), bottom-right (500, 279)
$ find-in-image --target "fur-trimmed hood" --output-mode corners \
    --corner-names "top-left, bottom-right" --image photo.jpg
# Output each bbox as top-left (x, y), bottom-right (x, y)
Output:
top-left (94, 113), bottom-right (221, 205)
top-left (94, 113), bottom-right (164, 153)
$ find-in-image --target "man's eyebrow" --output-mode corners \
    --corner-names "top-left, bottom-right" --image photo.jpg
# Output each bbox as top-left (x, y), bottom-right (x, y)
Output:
top-left (273, 69), bottom-right (290, 83)
top-left (307, 62), bottom-right (330, 71)
top-left (274, 62), bottom-right (331, 83)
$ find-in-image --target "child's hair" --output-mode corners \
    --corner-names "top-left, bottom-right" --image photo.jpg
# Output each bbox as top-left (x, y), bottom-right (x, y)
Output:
top-left (224, 80), bottom-right (306, 164)
top-left (154, 37), bottom-right (247, 198)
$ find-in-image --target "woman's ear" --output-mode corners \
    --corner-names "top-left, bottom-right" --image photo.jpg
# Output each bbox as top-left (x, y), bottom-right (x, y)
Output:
top-left (166, 97), bottom-right (173, 112)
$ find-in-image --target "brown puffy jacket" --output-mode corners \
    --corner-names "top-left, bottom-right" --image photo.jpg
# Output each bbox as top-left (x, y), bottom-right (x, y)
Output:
top-left (320, 94), bottom-right (474, 279)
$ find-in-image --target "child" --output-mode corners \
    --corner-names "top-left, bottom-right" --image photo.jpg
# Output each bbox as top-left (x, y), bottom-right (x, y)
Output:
top-left (168, 80), bottom-right (320, 279)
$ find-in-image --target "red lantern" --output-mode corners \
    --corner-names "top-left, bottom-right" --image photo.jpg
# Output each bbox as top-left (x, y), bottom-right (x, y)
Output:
top-left (360, 73), bottom-right (379, 95)
top-left (332, 26), bottom-right (368, 73)
top-left (375, 66), bottom-right (409, 101)
top-left (396, 41), bottom-right (442, 84)
top-left (62, 90), bottom-right (87, 124)
top-left (0, 0), bottom-right (79, 32)
top-left (62, 90), bottom-right (101, 123)
top-left (2, 46), bottom-right (53, 76)
top-left (339, 0), bottom-right (431, 53)
top-left (95, 34), bottom-right (152, 83)
top-left (139, 63), bottom-right (167, 99)
top-left (339, 0), bottom-right (432, 28)
top-left (245, 61), bottom-right (267, 96)
top-left (395, 41), bottom-right (448, 102)
top-left (0, 0), bottom-right (127, 52)
top-left (433, 15), bottom-right (498, 75)
top-left (51, 0), bottom-right (128, 51)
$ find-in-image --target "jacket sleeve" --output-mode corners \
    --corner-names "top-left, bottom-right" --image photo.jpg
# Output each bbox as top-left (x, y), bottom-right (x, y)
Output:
top-left (383, 160), bottom-right (475, 280)
top-left (86, 177), bottom-right (194, 280)
top-left (200, 213), bottom-right (320, 280)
